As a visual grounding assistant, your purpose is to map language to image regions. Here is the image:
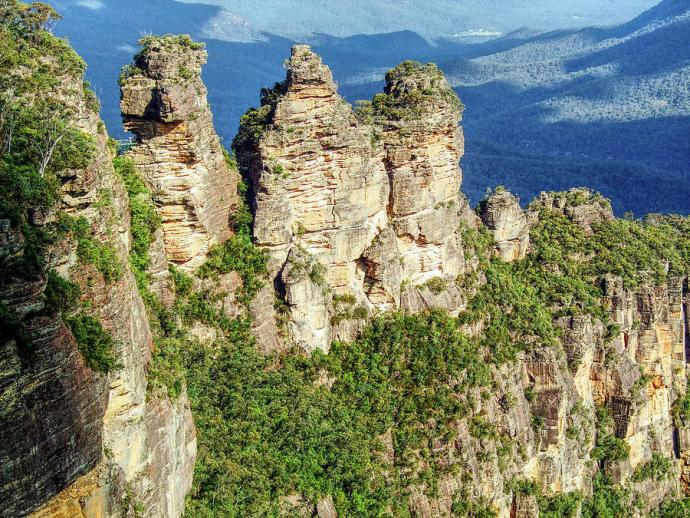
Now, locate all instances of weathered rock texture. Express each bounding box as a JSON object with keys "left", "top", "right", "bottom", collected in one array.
[
  {"left": 479, "top": 189, "right": 529, "bottom": 261},
  {"left": 236, "top": 46, "right": 474, "bottom": 351},
  {"left": 1, "top": 53, "right": 195, "bottom": 518},
  {"left": 121, "top": 36, "right": 238, "bottom": 271},
  {"left": 398, "top": 238, "right": 689, "bottom": 518}
]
